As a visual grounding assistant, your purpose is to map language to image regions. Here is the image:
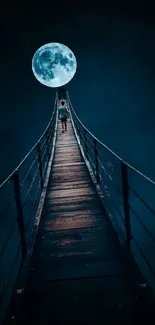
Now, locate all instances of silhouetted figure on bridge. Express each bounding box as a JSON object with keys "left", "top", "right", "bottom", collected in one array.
[{"left": 58, "top": 100, "right": 69, "bottom": 133}]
